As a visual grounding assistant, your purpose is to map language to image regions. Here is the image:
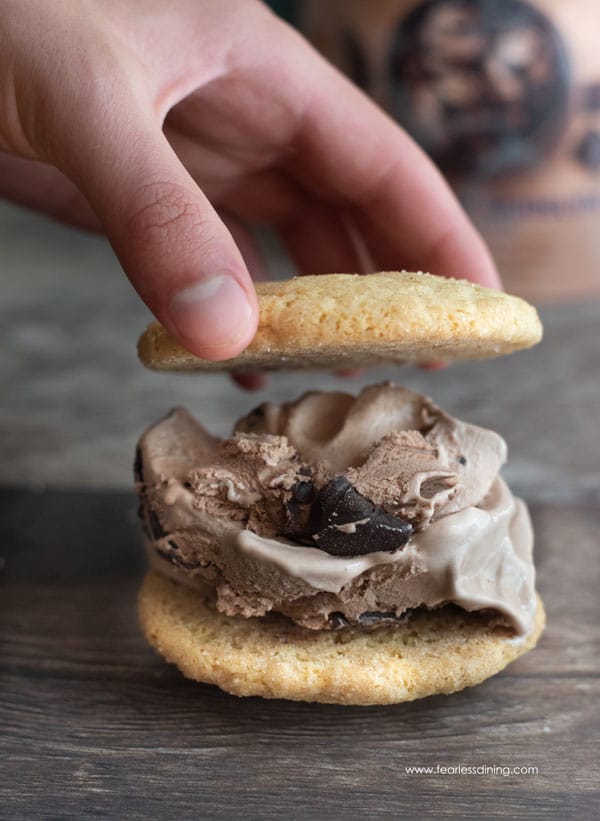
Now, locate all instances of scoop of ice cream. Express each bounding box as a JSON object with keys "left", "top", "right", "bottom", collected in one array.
[
  {"left": 136, "top": 383, "right": 536, "bottom": 635},
  {"left": 236, "top": 383, "right": 507, "bottom": 529},
  {"left": 184, "top": 433, "right": 306, "bottom": 537}
]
